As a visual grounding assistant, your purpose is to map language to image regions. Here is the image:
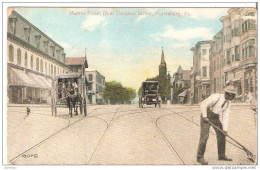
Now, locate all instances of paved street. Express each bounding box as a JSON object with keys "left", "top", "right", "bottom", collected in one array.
[{"left": 7, "top": 104, "right": 257, "bottom": 165}]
